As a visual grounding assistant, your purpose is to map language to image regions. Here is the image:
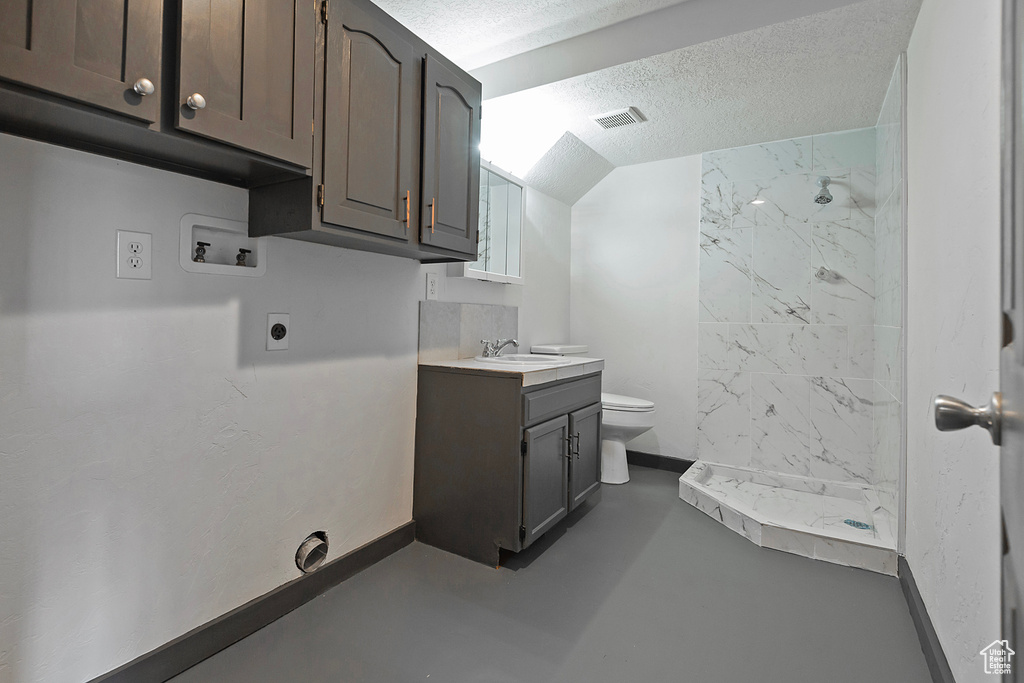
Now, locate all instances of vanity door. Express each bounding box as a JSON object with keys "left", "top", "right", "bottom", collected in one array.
[
  {"left": 569, "top": 402, "right": 602, "bottom": 511},
  {"left": 522, "top": 415, "right": 569, "bottom": 547}
]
